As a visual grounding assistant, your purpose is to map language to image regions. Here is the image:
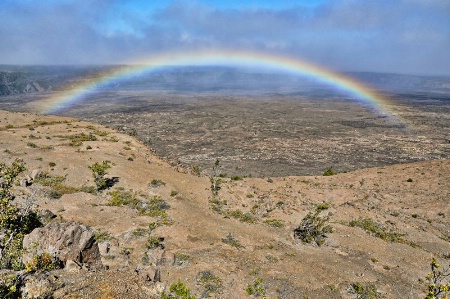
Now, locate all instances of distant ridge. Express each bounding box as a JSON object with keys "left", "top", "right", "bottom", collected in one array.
[{"left": 1, "top": 65, "right": 449, "bottom": 96}]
